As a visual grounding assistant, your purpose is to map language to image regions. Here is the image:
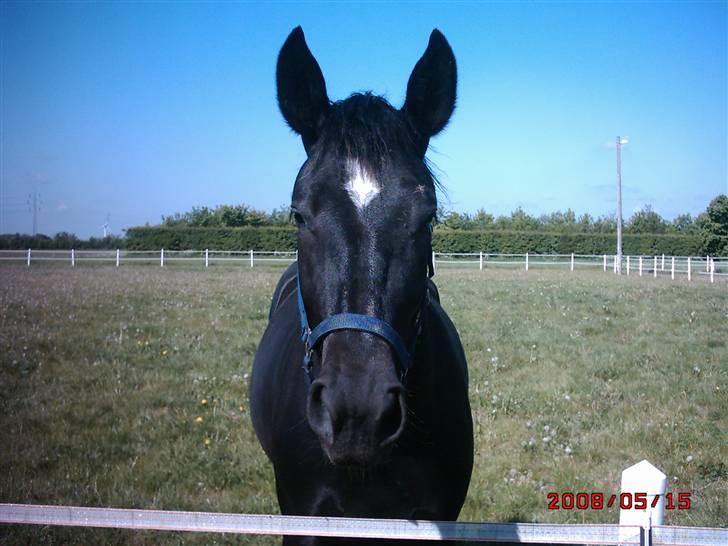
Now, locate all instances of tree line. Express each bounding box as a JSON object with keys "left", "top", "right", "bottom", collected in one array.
[
  {"left": 1, "top": 195, "right": 726, "bottom": 255},
  {"left": 158, "top": 198, "right": 722, "bottom": 237}
]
